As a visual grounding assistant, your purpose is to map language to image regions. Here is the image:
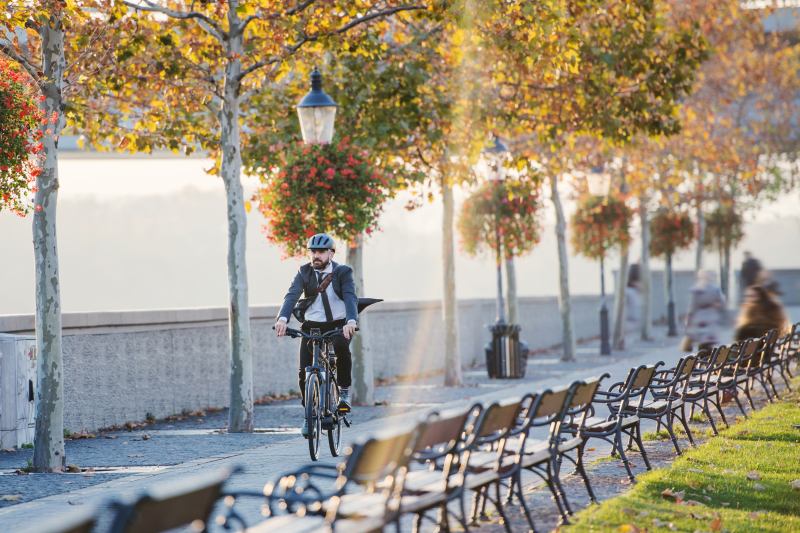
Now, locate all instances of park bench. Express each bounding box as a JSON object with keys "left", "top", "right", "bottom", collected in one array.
[
  {"left": 577, "top": 363, "right": 662, "bottom": 482},
  {"left": 506, "top": 385, "right": 575, "bottom": 528},
  {"left": 684, "top": 344, "right": 733, "bottom": 435},
  {"left": 400, "top": 403, "right": 483, "bottom": 532},
  {"left": 644, "top": 355, "right": 699, "bottom": 455},
  {"left": 108, "top": 466, "right": 237, "bottom": 533},
  {"left": 556, "top": 375, "right": 608, "bottom": 510},
  {"left": 464, "top": 397, "right": 529, "bottom": 533},
  {"left": 767, "top": 324, "right": 797, "bottom": 393},
  {"left": 243, "top": 424, "right": 419, "bottom": 532}
]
